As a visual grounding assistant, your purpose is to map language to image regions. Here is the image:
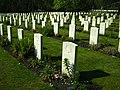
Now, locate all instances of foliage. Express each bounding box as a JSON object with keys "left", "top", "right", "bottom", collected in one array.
[
  {"left": 41, "top": 26, "right": 54, "bottom": 36},
  {"left": 89, "top": 44, "right": 104, "bottom": 51},
  {"left": 40, "top": 64, "right": 60, "bottom": 82},
  {"left": 0, "top": 0, "right": 119, "bottom": 12},
  {"left": 100, "top": 47, "right": 118, "bottom": 56},
  {"left": 0, "top": 36, "right": 10, "bottom": 47},
  {"left": 28, "top": 58, "right": 45, "bottom": 69},
  {"left": 11, "top": 38, "right": 34, "bottom": 58},
  {"left": 63, "top": 58, "right": 87, "bottom": 90}
]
